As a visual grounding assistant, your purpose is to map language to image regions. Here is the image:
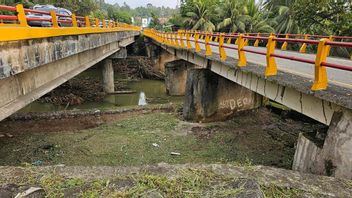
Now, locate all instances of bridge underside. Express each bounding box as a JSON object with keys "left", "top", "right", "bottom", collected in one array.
[
  {"left": 0, "top": 31, "right": 138, "bottom": 121},
  {"left": 149, "top": 40, "right": 352, "bottom": 179},
  {"left": 155, "top": 43, "right": 352, "bottom": 126}
]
